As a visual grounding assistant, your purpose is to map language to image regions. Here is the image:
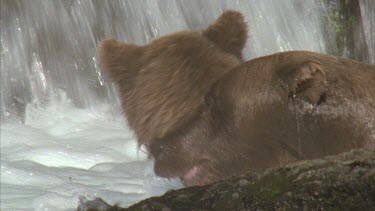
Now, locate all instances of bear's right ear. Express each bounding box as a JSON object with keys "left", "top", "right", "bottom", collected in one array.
[
  {"left": 203, "top": 10, "right": 248, "bottom": 59},
  {"left": 285, "top": 62, "right": 327, "bottom": 106},
  {"left": 97, "top": 39, "right": 142, "bottom": 82}
]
